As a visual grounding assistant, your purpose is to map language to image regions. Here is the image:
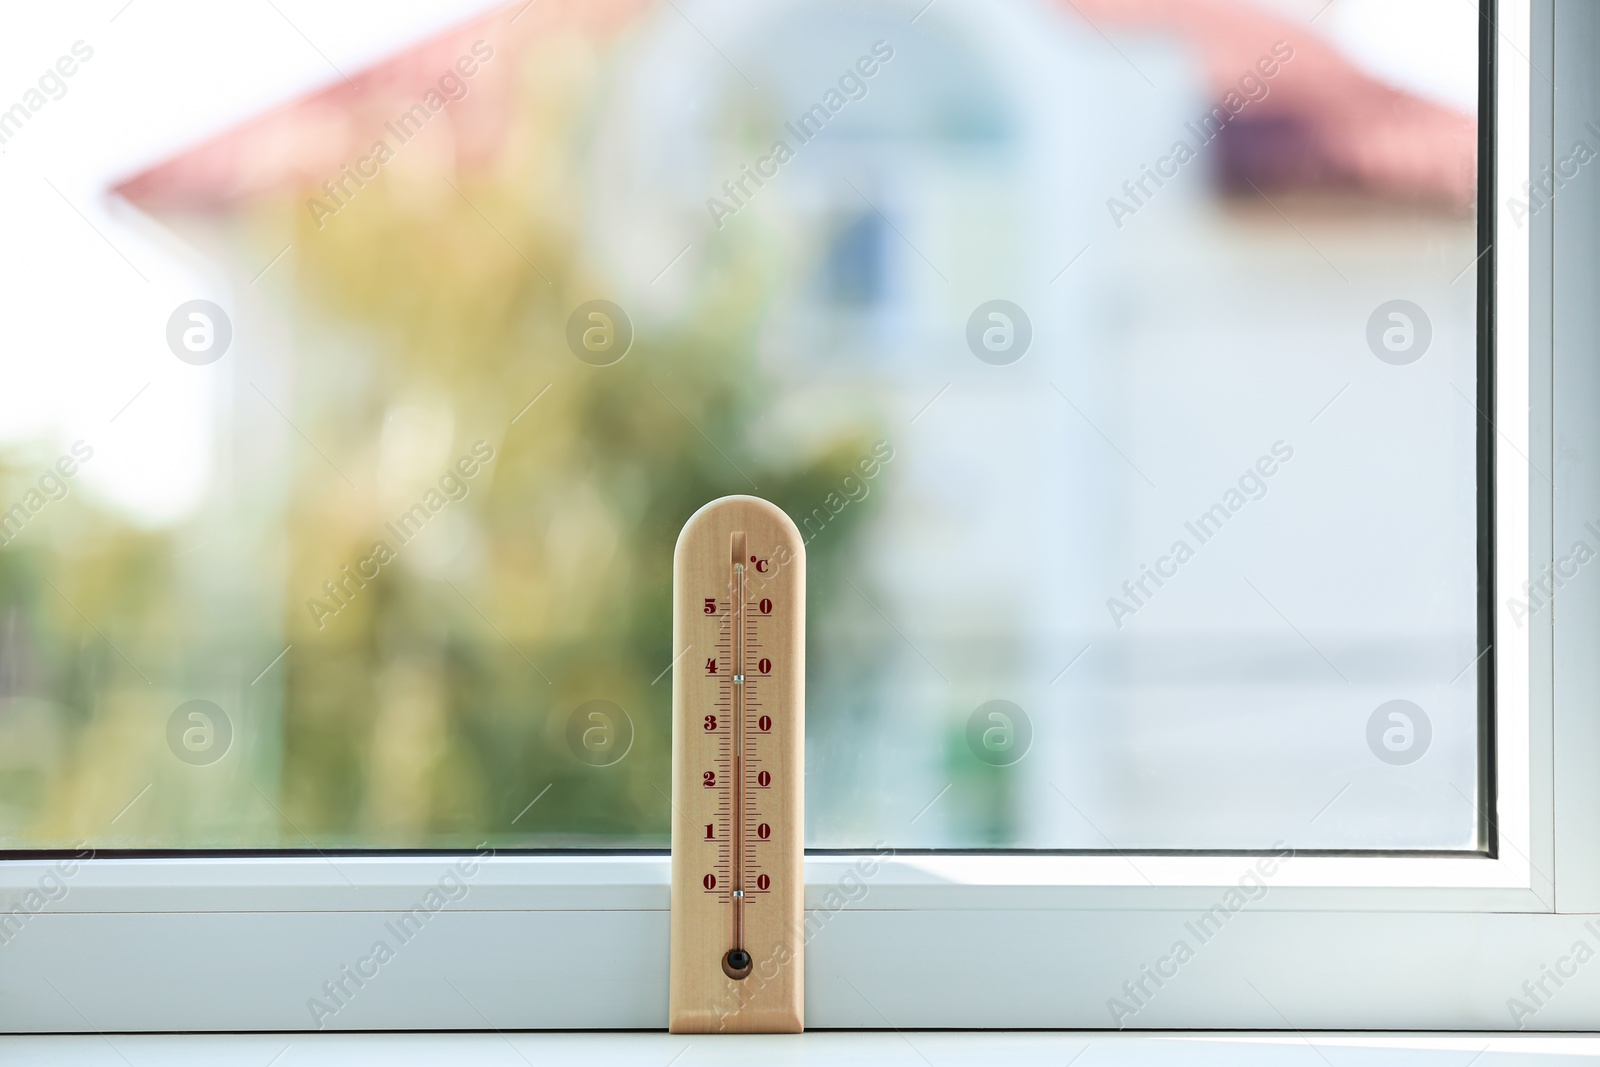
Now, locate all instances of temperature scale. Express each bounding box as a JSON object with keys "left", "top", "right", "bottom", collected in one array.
[{"left": 669, "top": 495, "right": 805, "bottom": 1033}]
